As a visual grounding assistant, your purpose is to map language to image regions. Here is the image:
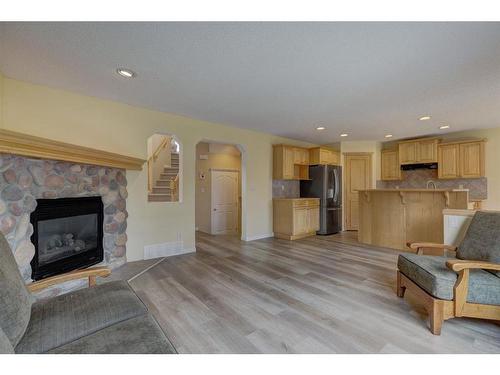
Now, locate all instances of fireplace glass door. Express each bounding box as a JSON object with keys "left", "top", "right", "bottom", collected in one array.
[
  {"left": 37, "top": 213, "right": 98, "bottom": 266},
  {"left": 30, "top": 196, "right": 104, "bottom": 280}
]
